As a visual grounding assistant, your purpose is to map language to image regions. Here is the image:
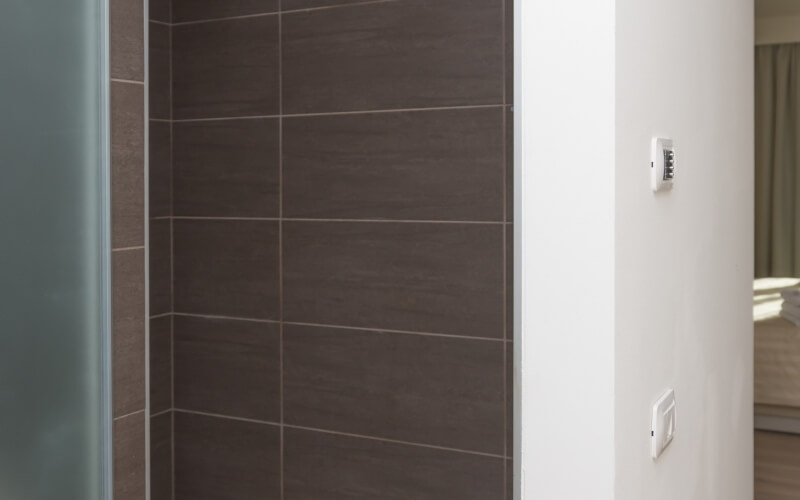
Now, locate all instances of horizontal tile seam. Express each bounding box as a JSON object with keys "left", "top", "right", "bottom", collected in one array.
[
  {"left": 169, "top": 104, "right": 509, "bottom": 123},
  {"left": 149, "top": 19, "right": 170, "bottom": 26},
  {"left": 150, "top": 408, "right": 173, "bottom": 418},
  {"left": 170, "top": 217, "right": 506, "bottom": 225},
  {"left": 170, "top": 0, "right": 397, "bottom": 27},
  {"left": 150, "top": 312, "right": 173, "bottom": 320},
  {"left": 112, "top": 245, "right": 145, "bottom": 252},
  {"left": 171, "top": 312, "right": 506, "bottom": 342},
  {"left": 114, "top": 408, "right": 146, "bottom": 421},
  {"left": 110, "top": 78, "right": 145, "bottom": 86},
  {"left": 172, "top": 408, "right": 508, "bottom": 459}
]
